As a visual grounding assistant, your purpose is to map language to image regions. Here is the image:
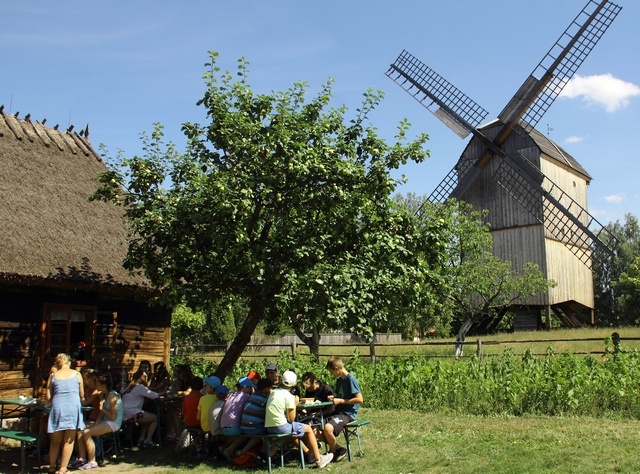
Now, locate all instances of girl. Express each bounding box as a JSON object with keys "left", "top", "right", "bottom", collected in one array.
[
  {"left": 76, "top": 372, "right": 123, "bottom": 470},
  {"left": 122, "top": 369, "right": 160, "bottom": 448}
]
